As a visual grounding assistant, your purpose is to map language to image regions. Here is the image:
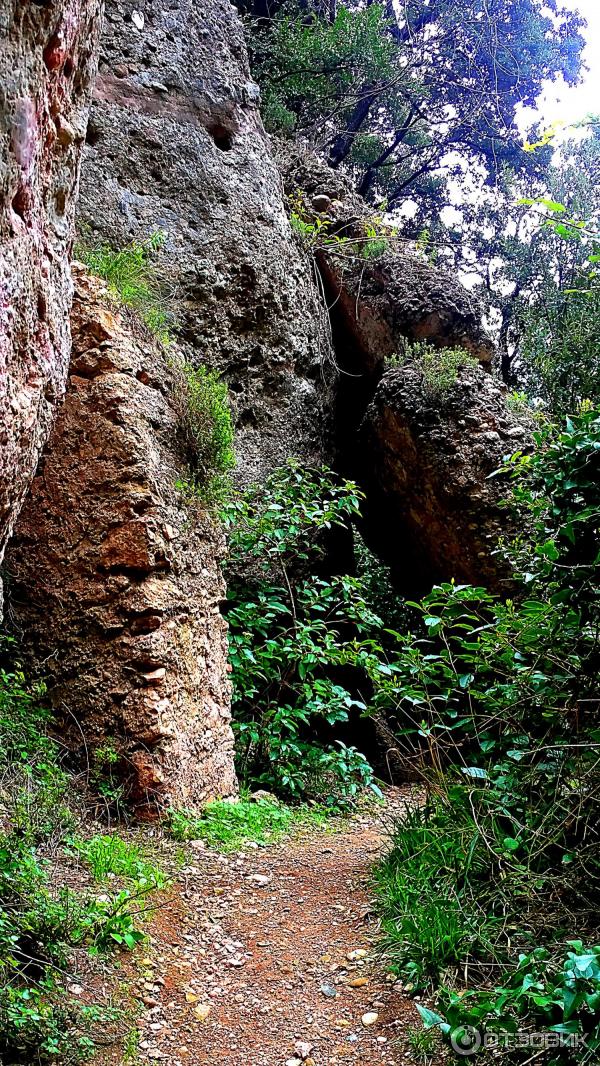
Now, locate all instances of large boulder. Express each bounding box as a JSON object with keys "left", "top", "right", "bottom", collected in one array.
[
  {"left": 0, "top": 0, "right": 102, "bottom": 612},
  {"left": 6, "top": 269, "right": 236, "bottom": 812},
  {"left": 359, "top": 362, "right": 531, "bottom": 592}
]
